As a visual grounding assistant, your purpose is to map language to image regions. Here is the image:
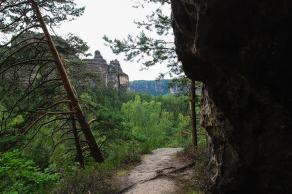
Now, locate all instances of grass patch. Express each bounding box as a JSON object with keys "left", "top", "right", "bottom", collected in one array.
[
  {"left": 53, "top": 143, "right": 144, "bottom": 194},
  {"left": 116, "top": 169, "right": 129, "bottom": 177}
]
